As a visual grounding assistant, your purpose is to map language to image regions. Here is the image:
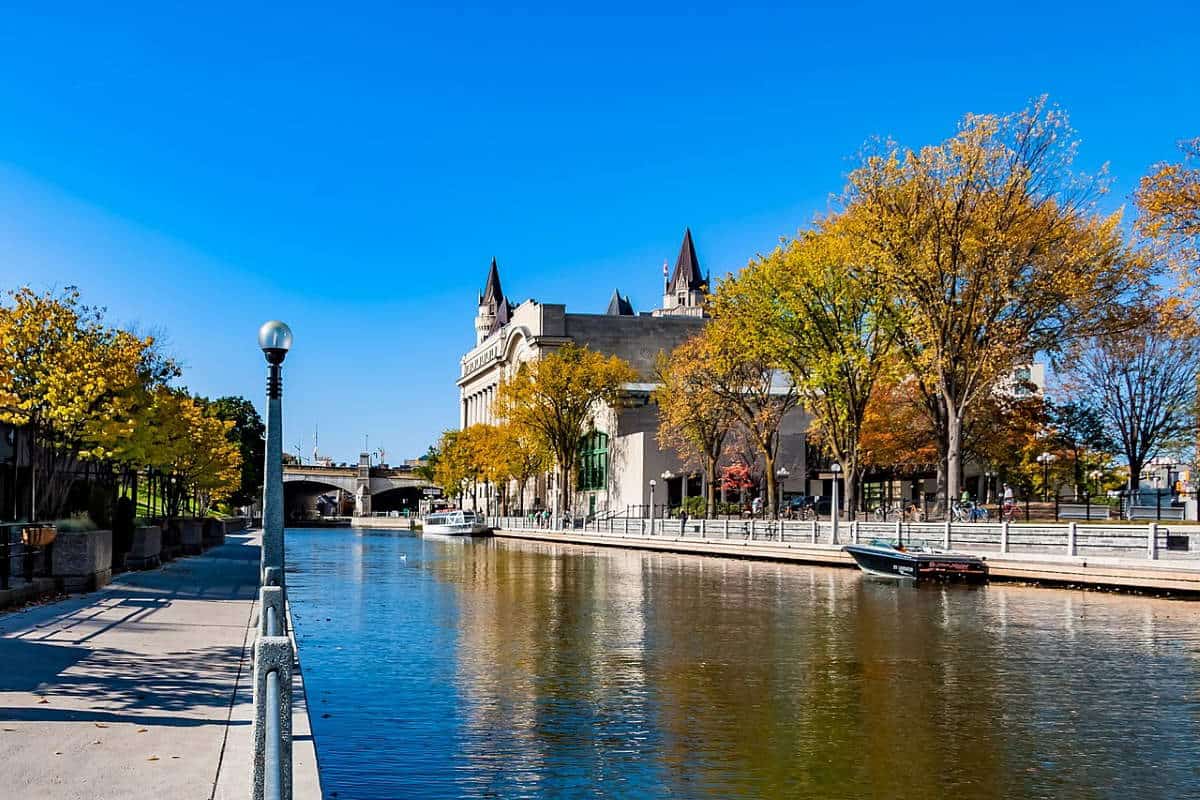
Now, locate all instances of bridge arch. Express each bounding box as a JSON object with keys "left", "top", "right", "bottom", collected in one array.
[
  {"left": 369, "top": 486, "right": 424, "bottom": 513},
  {"left": 284, "top": 478, "right": 353, "bottom": 521}
]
